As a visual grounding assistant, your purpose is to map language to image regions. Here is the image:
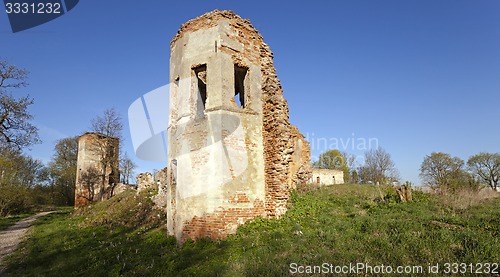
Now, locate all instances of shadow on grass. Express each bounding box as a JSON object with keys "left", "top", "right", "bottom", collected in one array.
[
  {"left": 0, "top": 213, "right": 36, "bottom": 232},
  {"left": 4, "top": 187, "right": 500, "bottom": 276},
  {"left": 4, "top": 210, "right": 232, "bottom": 276}
]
